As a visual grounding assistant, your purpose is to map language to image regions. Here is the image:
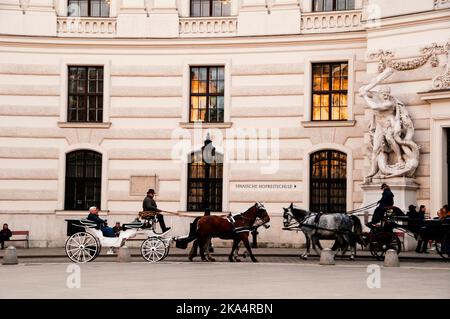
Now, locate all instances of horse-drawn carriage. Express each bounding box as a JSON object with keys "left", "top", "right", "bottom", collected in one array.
[
  {"left": 359, "top": 206, "right": 450, "bottom": 260},
  {"left": 64, "top": 211, "right": 171, "bottom": 263},
  {"left": 282, "top": 203, "right": 450, "bottom": 261},
  {"left": 65, "top": 203, "right": 271, "bottom": 263},
  {"left": 360, "top": 207, "right": 405, "bottom": 260}
]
